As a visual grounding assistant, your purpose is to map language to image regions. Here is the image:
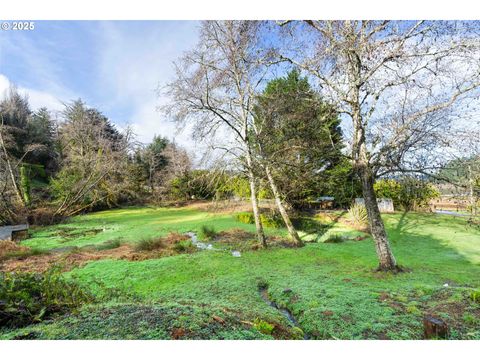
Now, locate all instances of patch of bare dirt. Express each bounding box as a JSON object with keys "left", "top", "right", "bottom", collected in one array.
[
  {"left": 424, "top": 289, "right": 480, "bottom": 331},
  {"left": 162, "top": 232, "right": 190, "bottom": 245},
  {"left": 216, "top": 228, "right": 256, "bottom": 243},
  {"left": 376, "top": 288, "right": 480, "bottom": 338}
]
